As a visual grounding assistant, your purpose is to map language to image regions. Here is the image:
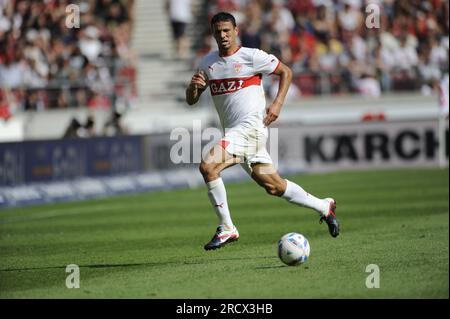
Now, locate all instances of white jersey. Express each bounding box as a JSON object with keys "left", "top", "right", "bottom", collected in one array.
[
  {"left": 439, "top": 73, "right": 449, "bottom": 117},
  {"left": 199, "top": 47, "right": 280, "bottom": 130}
]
